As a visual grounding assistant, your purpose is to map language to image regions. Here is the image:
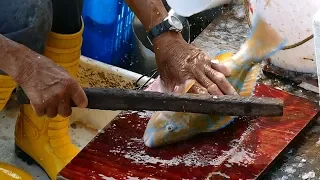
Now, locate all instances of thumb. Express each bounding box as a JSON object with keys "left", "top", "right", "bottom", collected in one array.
[
  {"left": 70, "top": 84, "right": 88, "bottom": 108},
  {"left": 159, "top": 77, "right": 175, "bottom": 93},
  {"left": 30, "top": 103, "right": 45, "bottom": 117}
]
